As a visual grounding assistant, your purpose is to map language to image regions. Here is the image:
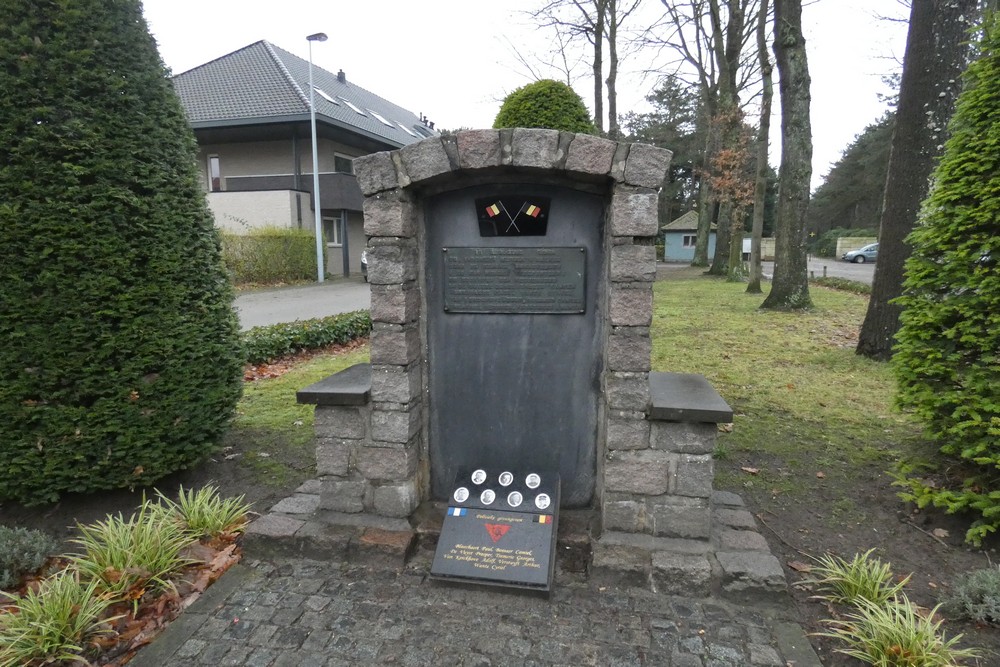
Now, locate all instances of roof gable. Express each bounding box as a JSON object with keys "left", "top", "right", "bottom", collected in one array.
[
  {"left": 662, "top": 210, "right": 701, "bottom": 231},
  {"left": 171, "top": 40, "right": 433, "bottom": 148}
]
